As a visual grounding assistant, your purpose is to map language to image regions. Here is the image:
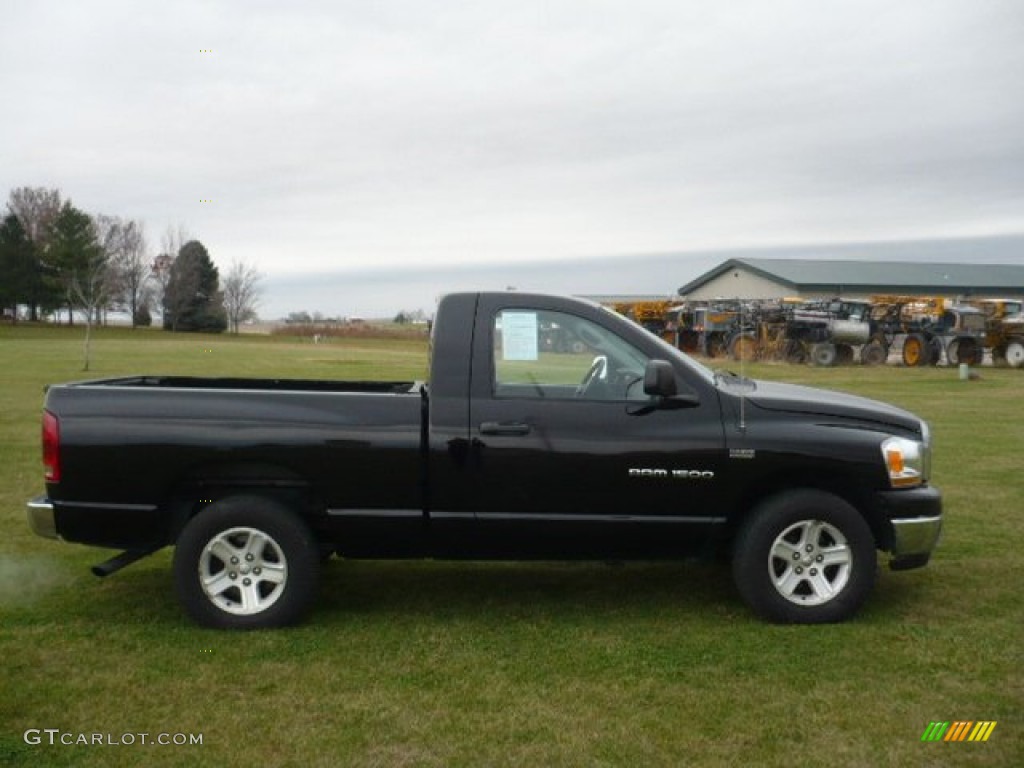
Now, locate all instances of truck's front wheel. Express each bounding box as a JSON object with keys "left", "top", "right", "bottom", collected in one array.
[
  {"left": 732, "top": 490, "right": 876, "bottom": 623},
  {"left": 173, "top": 495, "right": 320, "bottom": 629}
]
